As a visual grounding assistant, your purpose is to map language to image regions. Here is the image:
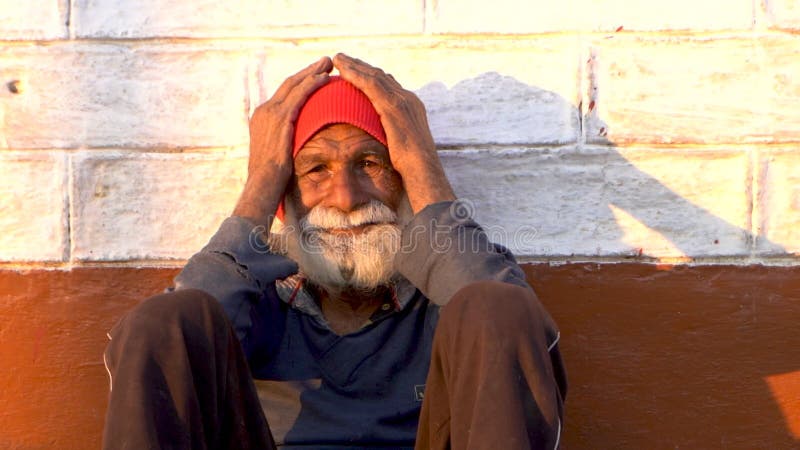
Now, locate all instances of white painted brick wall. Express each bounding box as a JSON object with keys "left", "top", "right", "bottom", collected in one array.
[
  {"left": 0, "top": 152, "right": 68, "bottom": 261},
  {"left": 585, "top": 37, "right": 800, "bottom": 145},
  {"left": 767, "top": 0, "right": 800, "bottom": 30},
  {"left": 1, "top": 44, "right": 251, "bottom": 149},
  {"left": 442, "top": 147, "right": 751, "bottom": 258},
  {"left": 428, "top": 0, "right": 753, "bottom": 33},
  {"left": 72, "top": 0, "right": 424, "bottom": 38},
  {"left": 1, "top": 1, "right": 799, "bottom": 265},
  {"left": 755, "top": 149, "right": 800, "bottom": 255},
  {"left": 70, "top": 151, "right": 247, "bottom": 260},
  {"left": 0, "top": 0, "right": 68, "bottom": 40}
]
